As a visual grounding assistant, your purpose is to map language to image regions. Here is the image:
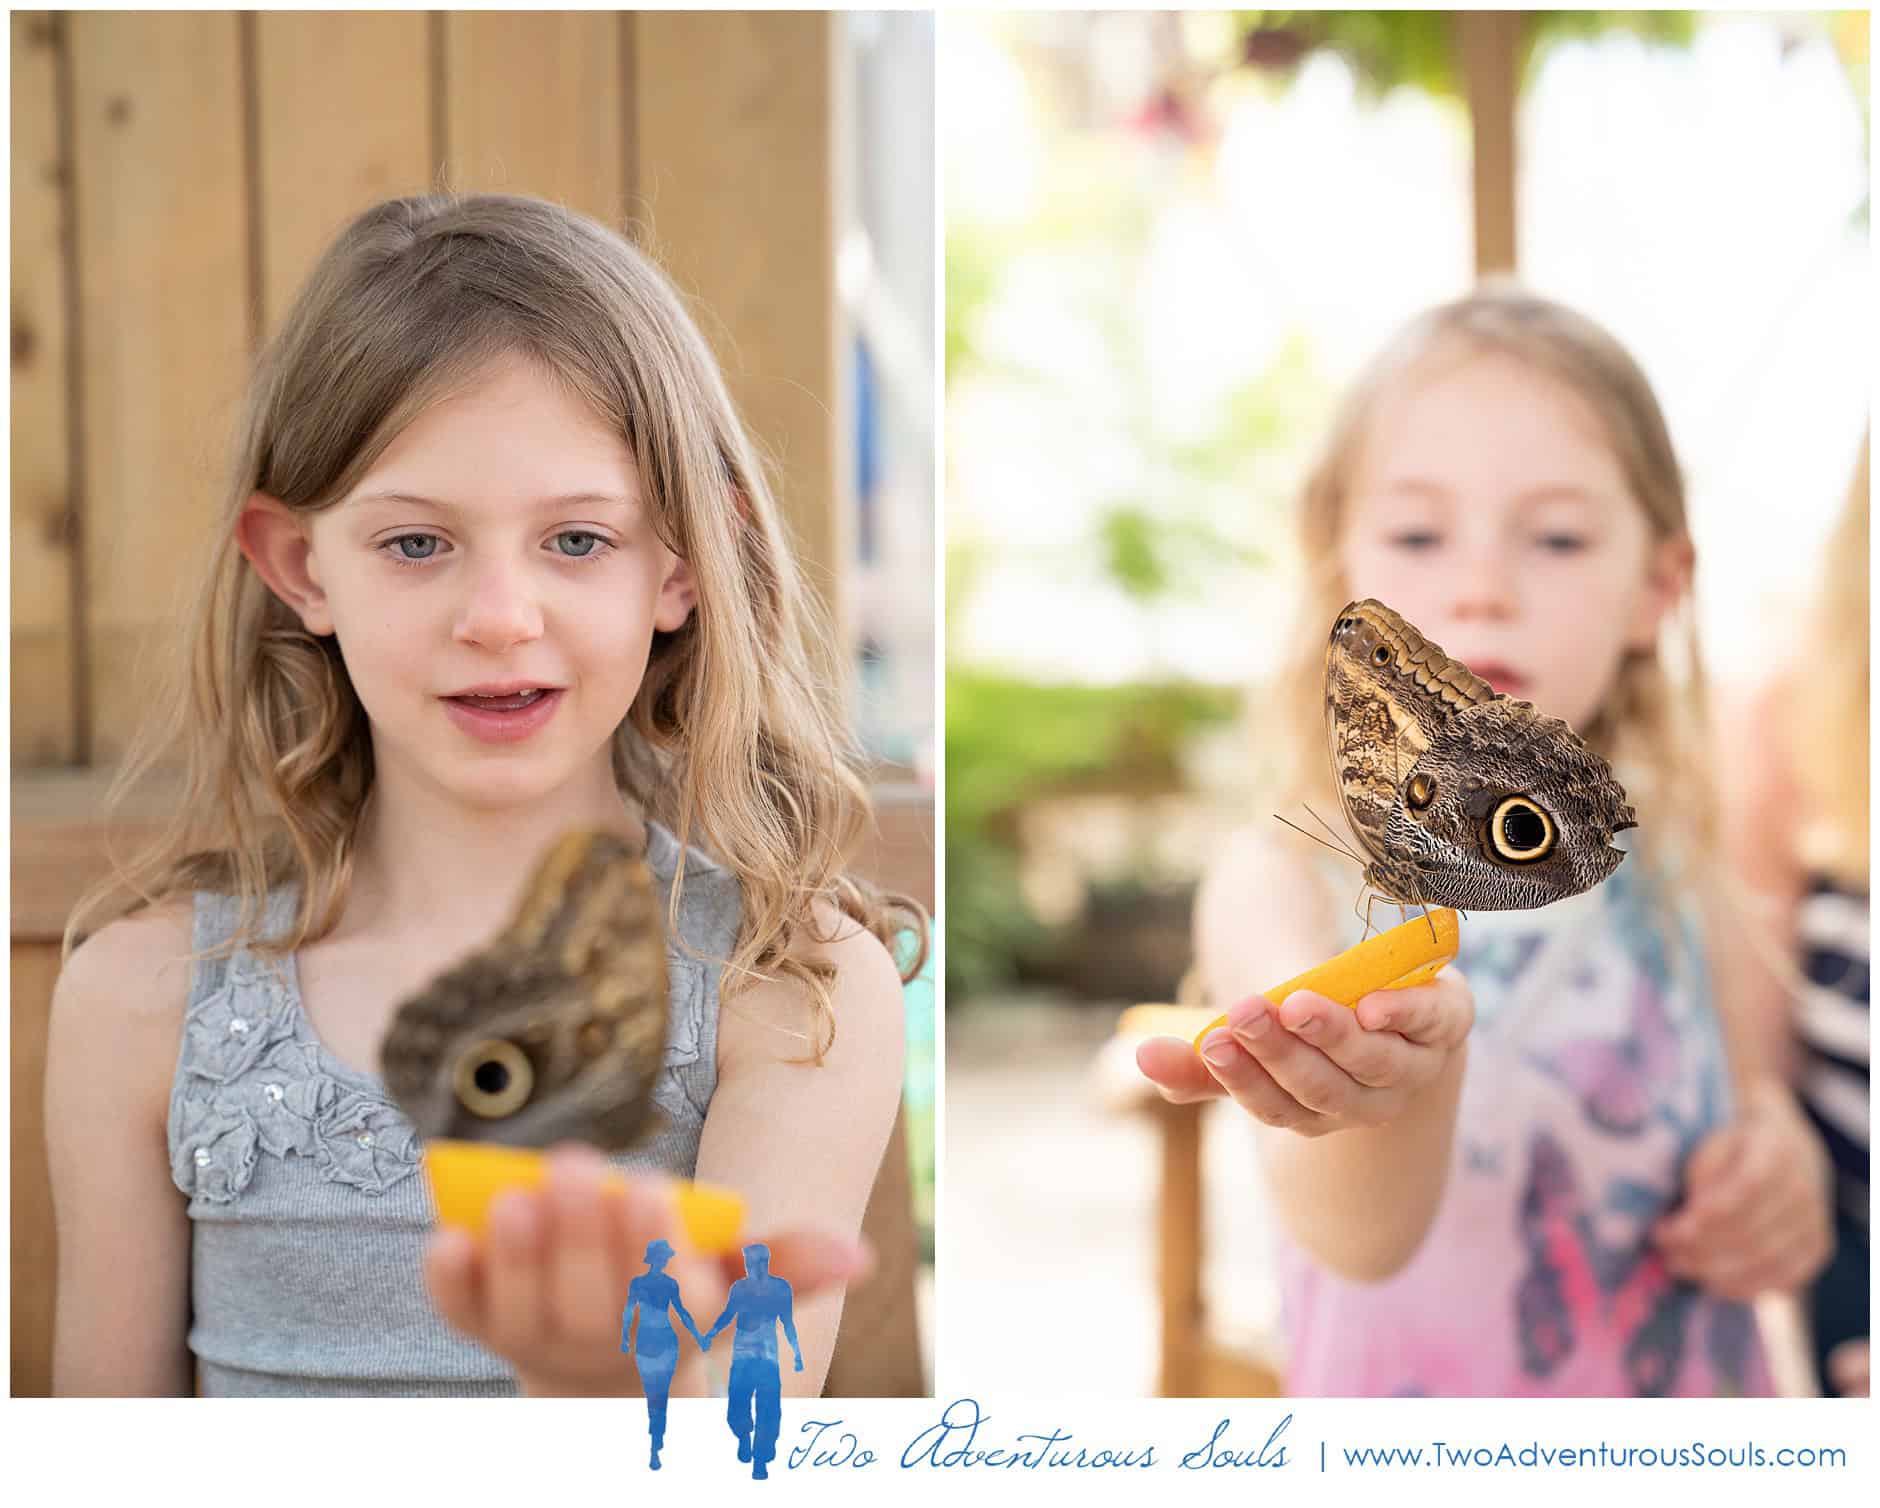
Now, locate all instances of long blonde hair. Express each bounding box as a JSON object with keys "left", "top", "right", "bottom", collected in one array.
[
  {"left": 1787, "top": 432, "right": 1870, "bottom": 890},
  {"left": 67, "top": 192, "right": 924, "bottom": 1057},
  {"left": 1262, "top": 286, "right": 1715, "bottom": 901}
]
